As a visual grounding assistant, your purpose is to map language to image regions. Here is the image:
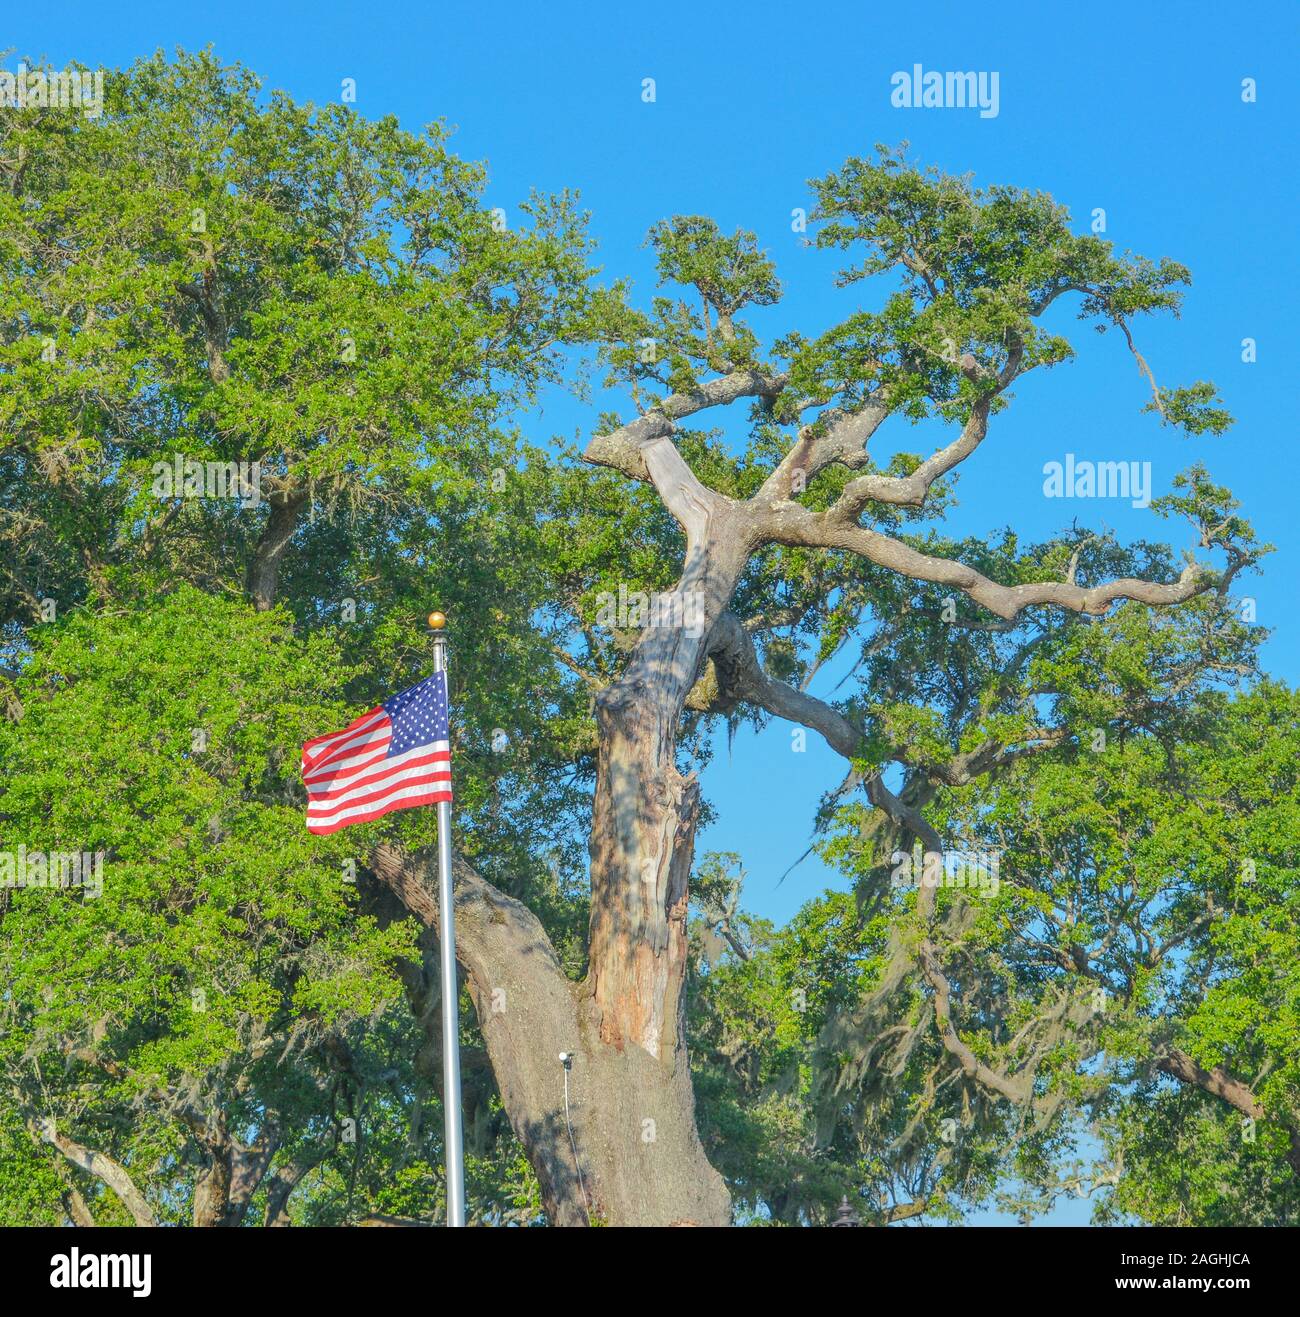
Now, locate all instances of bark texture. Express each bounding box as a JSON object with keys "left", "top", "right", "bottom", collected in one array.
[
  {"left": 33, "top": 1121, "right": 156, "bottom": 1226},
  {"left": 370, "top": 845, "right": 729, "bottom": 1226}
]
